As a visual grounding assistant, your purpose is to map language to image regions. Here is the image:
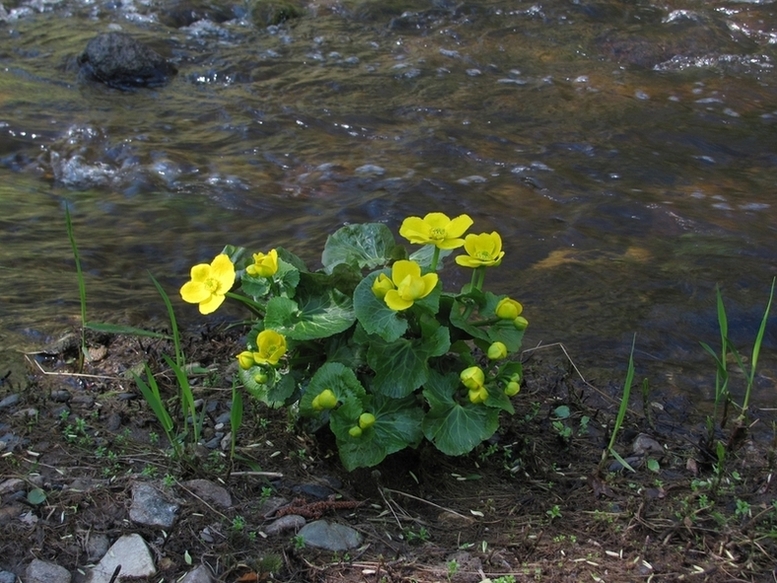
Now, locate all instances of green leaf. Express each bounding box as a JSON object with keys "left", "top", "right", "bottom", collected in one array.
[
  {"left": 422, "top": 371, "right": 500, "bottom": 456},
  {"left": 27, "top": 488, "right": 46, "bottom": 506},
  {"left": 331, "top": 394, "right": 424, "bottom": 471},
  {"left": 321, "top": 223, "right": 396, "bottom": 273},
  {"left": 367, "top": 326, "right": 450, "bottom": 398},
  {"left": 264, "top": 289, "right": 355, "bottom": 341},
  {"left": 353, "top": 271, "right": 408, "bottom": 342},
  {"left": 299, "top": 362, "right": 366, "bottom": 417},
  {"left": 240, "top": 368, "right": 296, "bottom": 408},
  {"left": 240, "top": 274, "right": 272, "bottom": 299}
]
